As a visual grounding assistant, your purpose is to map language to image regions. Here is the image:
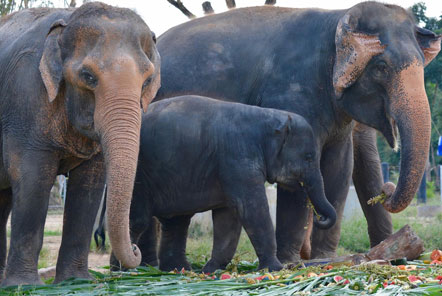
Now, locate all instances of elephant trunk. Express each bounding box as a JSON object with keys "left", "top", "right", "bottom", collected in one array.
[
  {"left": 304, "top": 170, "right": 337, "bottom": 229},
  {"left": 382, "top": 60, "right": 431, "bottom": 213},
  {"left": 95, "top": 88, "right": 142, "bottom": 269}
]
